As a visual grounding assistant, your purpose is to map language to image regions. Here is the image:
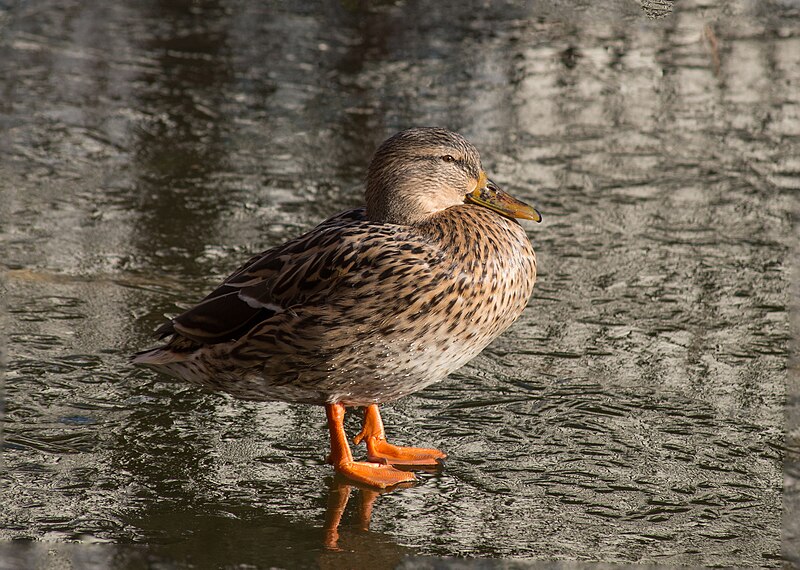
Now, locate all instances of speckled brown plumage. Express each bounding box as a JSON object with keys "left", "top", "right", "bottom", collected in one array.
[{"left": 133, "top": 127, "right": 541, "bottom": 487}]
